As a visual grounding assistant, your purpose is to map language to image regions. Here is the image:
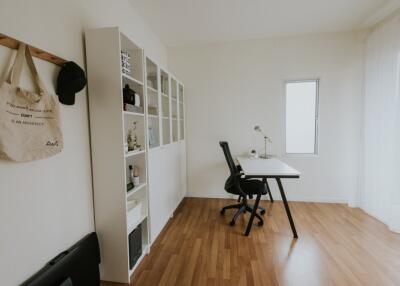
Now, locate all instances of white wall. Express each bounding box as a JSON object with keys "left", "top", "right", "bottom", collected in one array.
[
  {"left": 168, "top": 32, "right": 365, "bottom": 203},
  {"left": 357, "top": 10, "right": 400, "bottom": 232},
  {"left": 0, "top": 1, "right": 167, "bottom": 285}
]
